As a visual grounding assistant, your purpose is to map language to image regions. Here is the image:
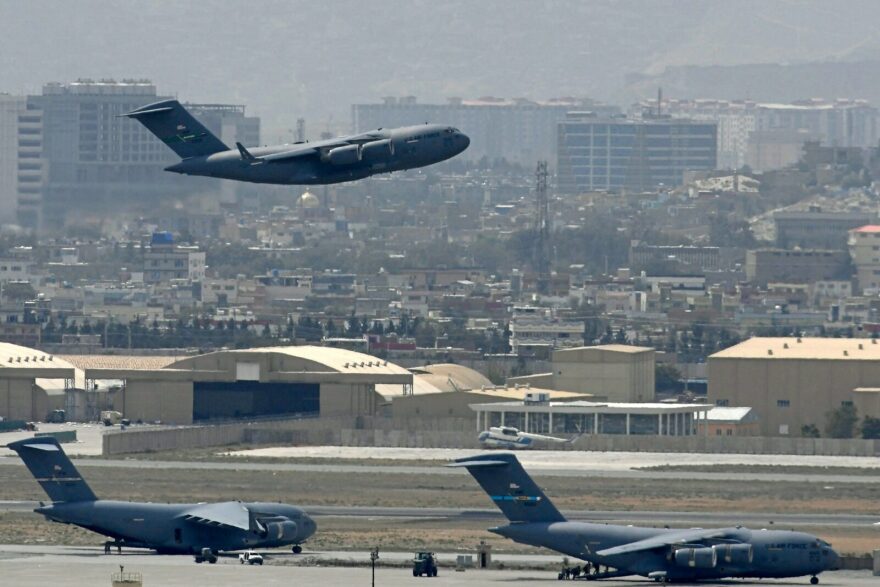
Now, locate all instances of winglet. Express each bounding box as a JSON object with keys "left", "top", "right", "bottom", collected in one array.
[{"left": 236, "top": 142, "right": 256, "bottom": 161}]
